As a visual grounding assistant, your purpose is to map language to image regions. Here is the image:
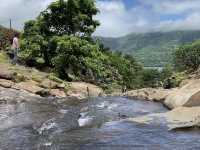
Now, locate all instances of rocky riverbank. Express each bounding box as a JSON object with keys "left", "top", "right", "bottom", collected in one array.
[
  {"left": 123, "top": 79, "right": 200, "bottom": 109},
  {"left": 125, "top": 78, "right": 200, "bottom": 130},
  {"left": 0, "top": 63, "right": 104, "bottom": 102},
  {"left": 2, "top": 61, "right": 200, "bottom": 131}
]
